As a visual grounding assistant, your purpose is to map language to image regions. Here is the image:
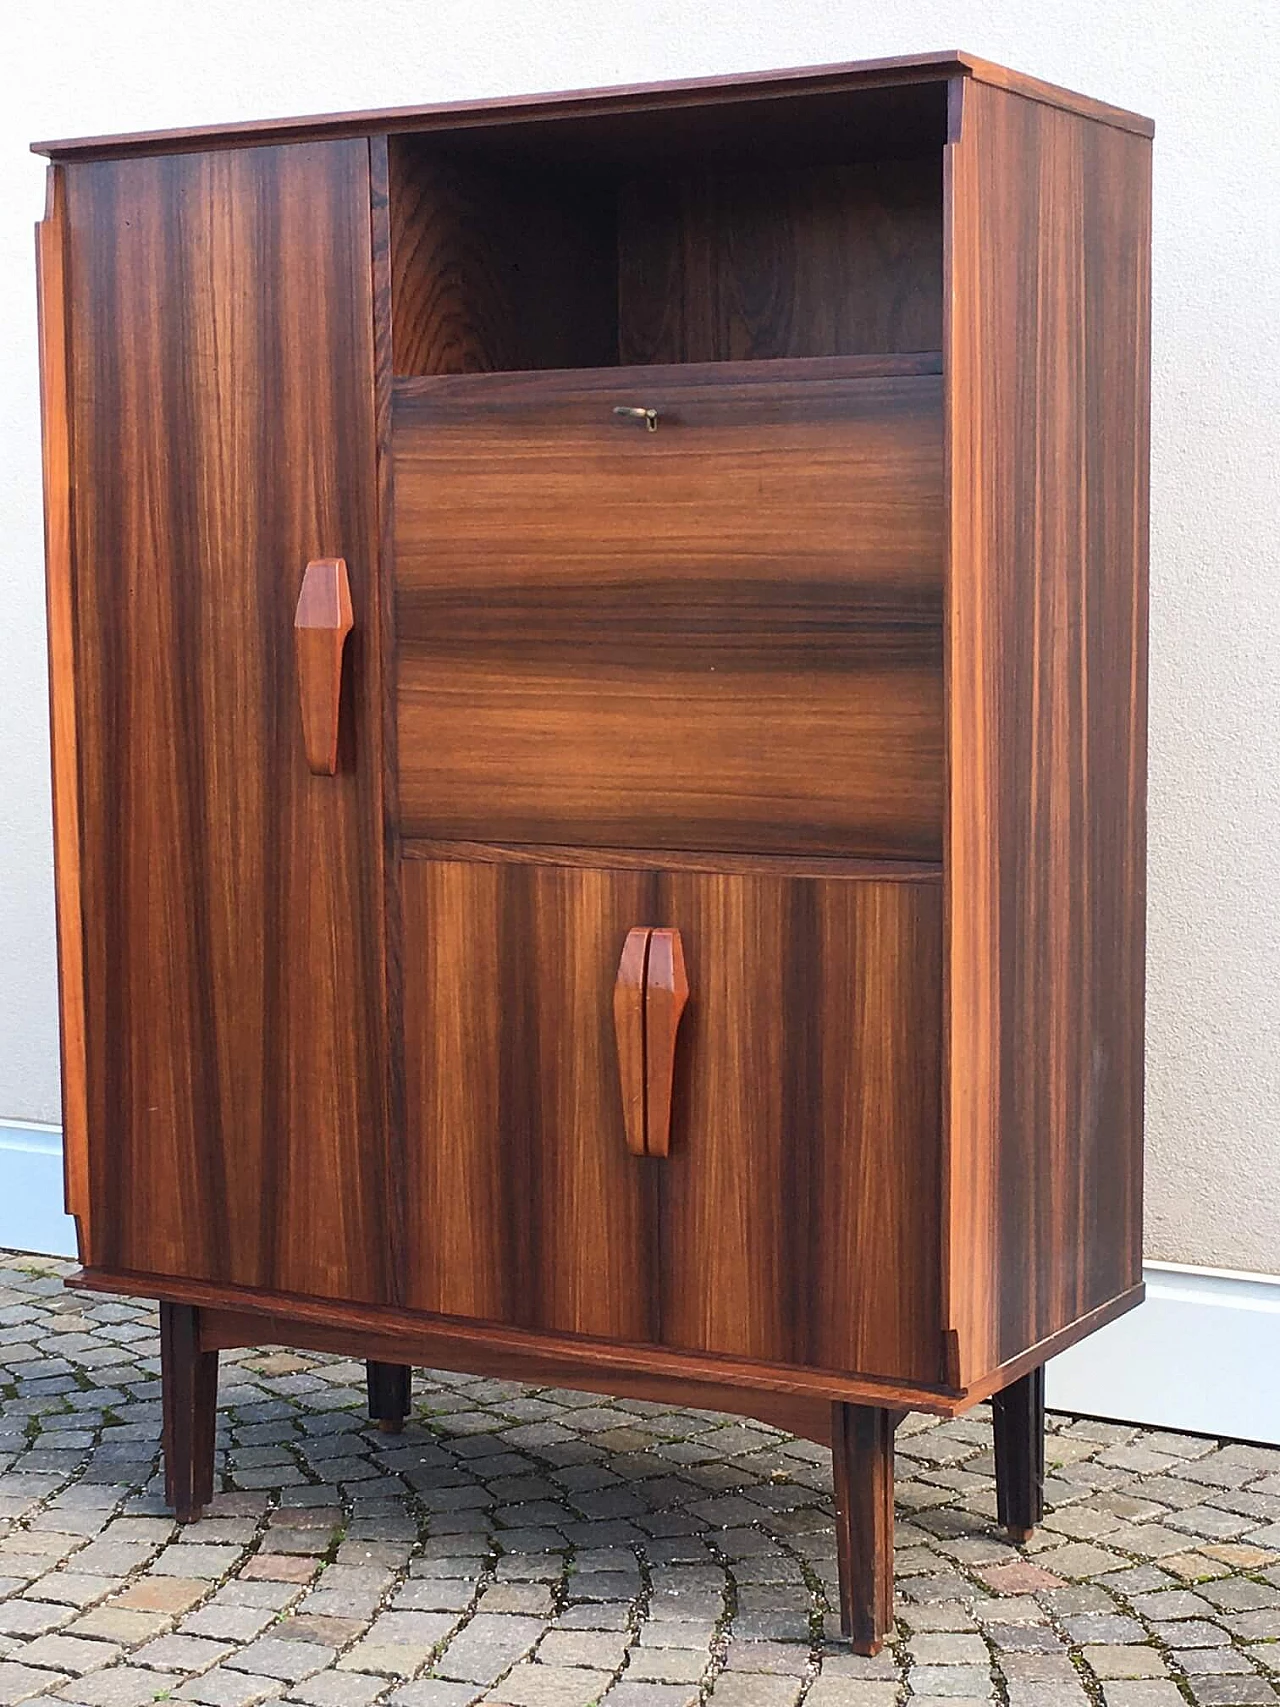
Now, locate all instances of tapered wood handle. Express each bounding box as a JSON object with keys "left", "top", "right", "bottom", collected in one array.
[
  {"left": 643, "top": 928, "right": 688, "bottom": 1158},
  {"left": 294, "top": 557, "right": 353, "bottom": 775},
  {"left": 613, "top": 926, "right": 689, "bottom": 1159},
  {"left": 613, "top": 928, "right": 650, "bottom": 1157}
]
